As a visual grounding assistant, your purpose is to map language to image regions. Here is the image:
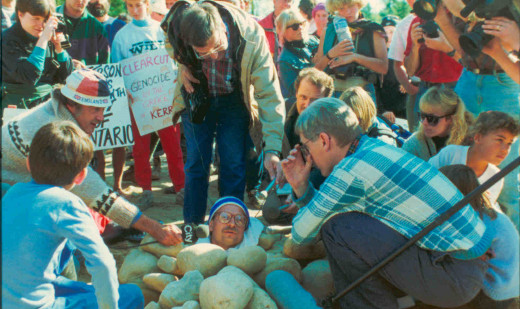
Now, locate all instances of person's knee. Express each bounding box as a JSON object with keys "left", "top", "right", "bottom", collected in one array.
[{"left": 118, "top": 283, "right": 144, "bottom": 309}]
